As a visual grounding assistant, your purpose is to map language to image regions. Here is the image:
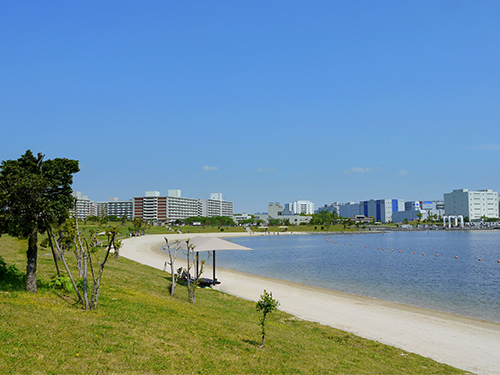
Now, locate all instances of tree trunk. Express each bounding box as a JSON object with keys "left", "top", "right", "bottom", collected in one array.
[
  {"left": 82, "top": 251, "right": 90, "bottom": 310},
  {"left": 47, "top": 230, "right": 61, "bottom": 277},
  {"left": 26, "top": 229, "right": 38, "bottom": 293}
]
